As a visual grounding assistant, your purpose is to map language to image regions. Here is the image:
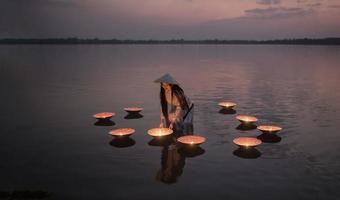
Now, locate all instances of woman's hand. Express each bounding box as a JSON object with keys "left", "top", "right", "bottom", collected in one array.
[
  {"left": 169, "top": 123, "right": 174, "bottom": 130},
  {"left": 159, "top": 123, "right": 164, "bottom": 128}
]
